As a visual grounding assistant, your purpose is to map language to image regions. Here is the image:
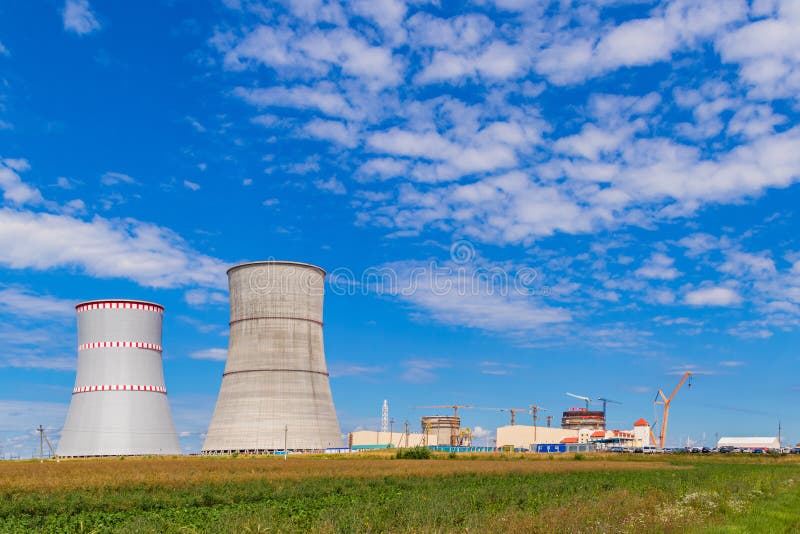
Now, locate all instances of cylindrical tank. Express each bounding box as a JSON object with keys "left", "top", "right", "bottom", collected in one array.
[
  {"left": 202, "top": 261, "right": 342, "bottom": 453},
  {"left": 421, "top": 416, "right": 460, "bottom": 446},
  {"left": 57, "top": 300, "right": 181, "bottom": 456}
]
